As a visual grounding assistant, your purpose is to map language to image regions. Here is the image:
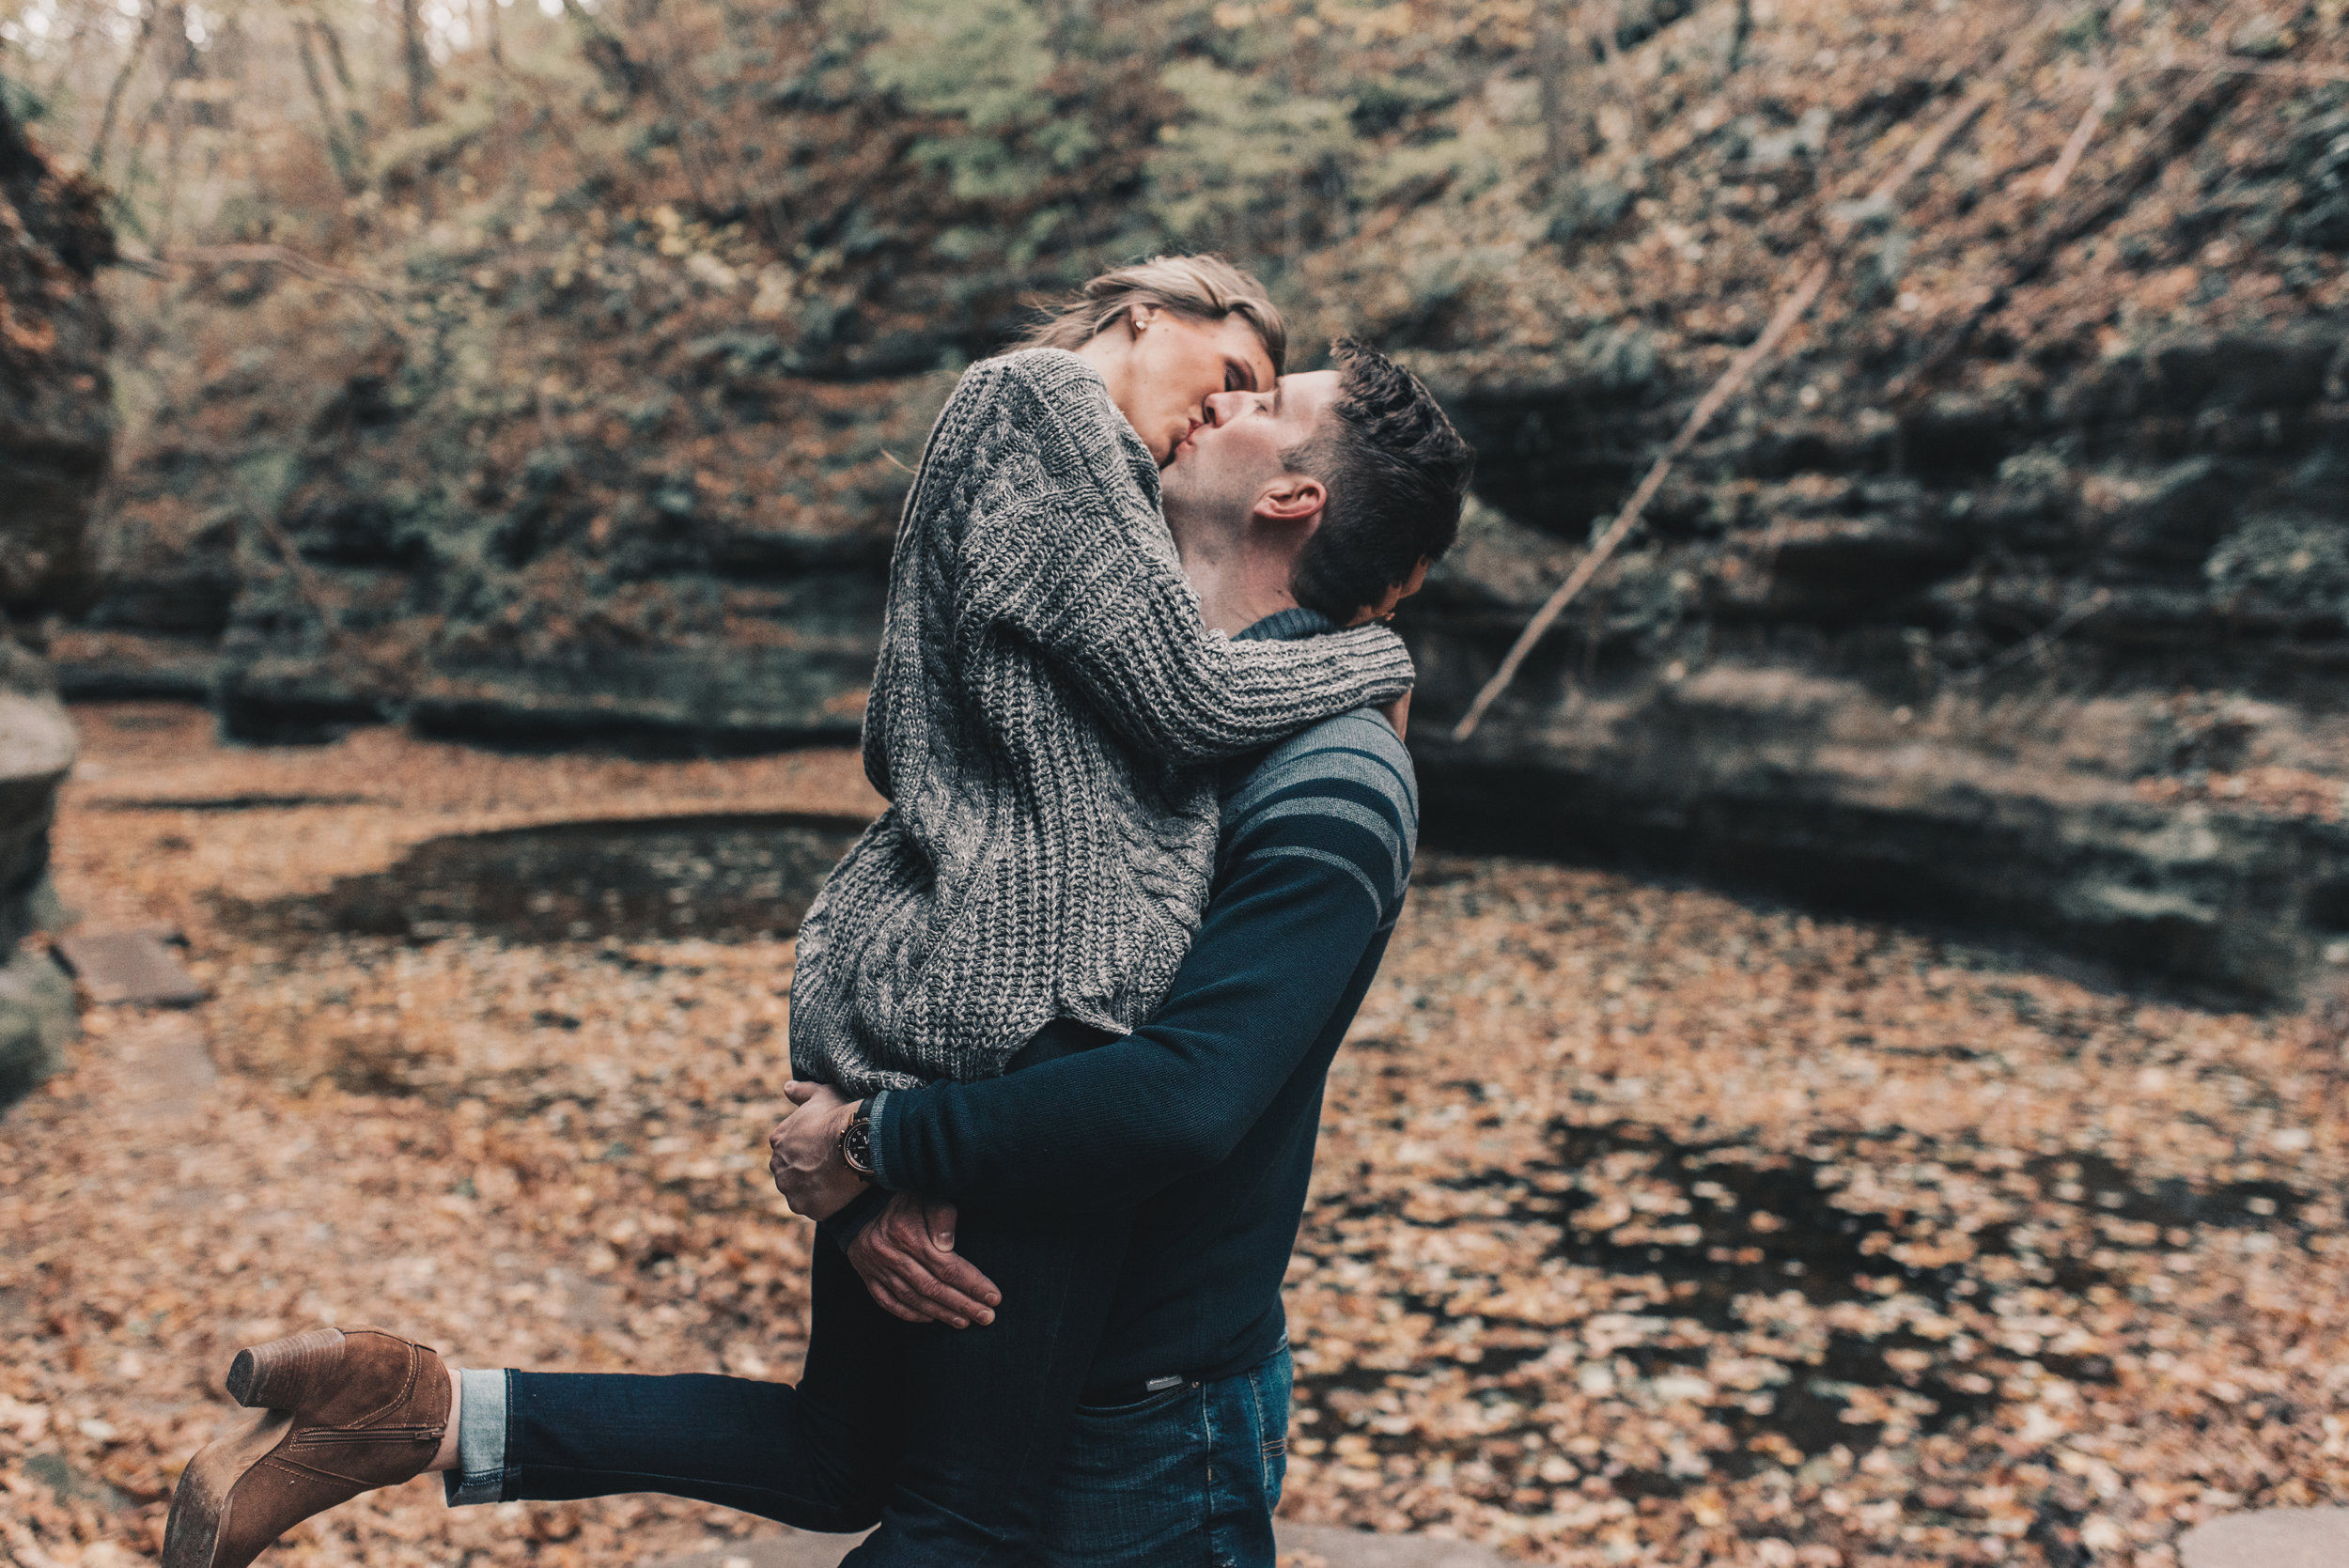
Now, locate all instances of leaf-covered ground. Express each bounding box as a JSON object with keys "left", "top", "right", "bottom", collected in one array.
[{"left": 5, "top": 705, "right": 2344, "bottom": 1568}]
